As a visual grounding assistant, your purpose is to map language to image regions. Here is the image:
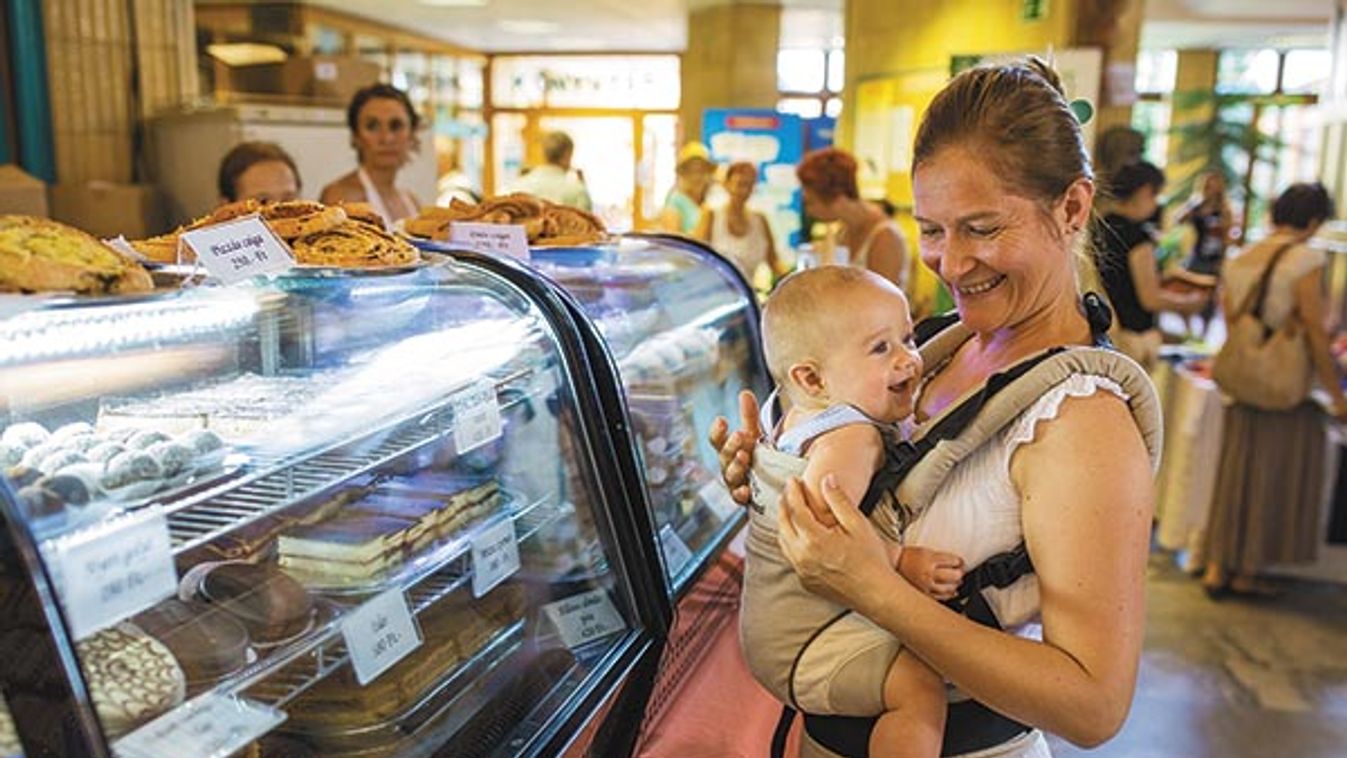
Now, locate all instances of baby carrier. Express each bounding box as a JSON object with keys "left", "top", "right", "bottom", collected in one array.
[{"left": 771, "top": 293, "right": 1163, "bottom": 757}]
